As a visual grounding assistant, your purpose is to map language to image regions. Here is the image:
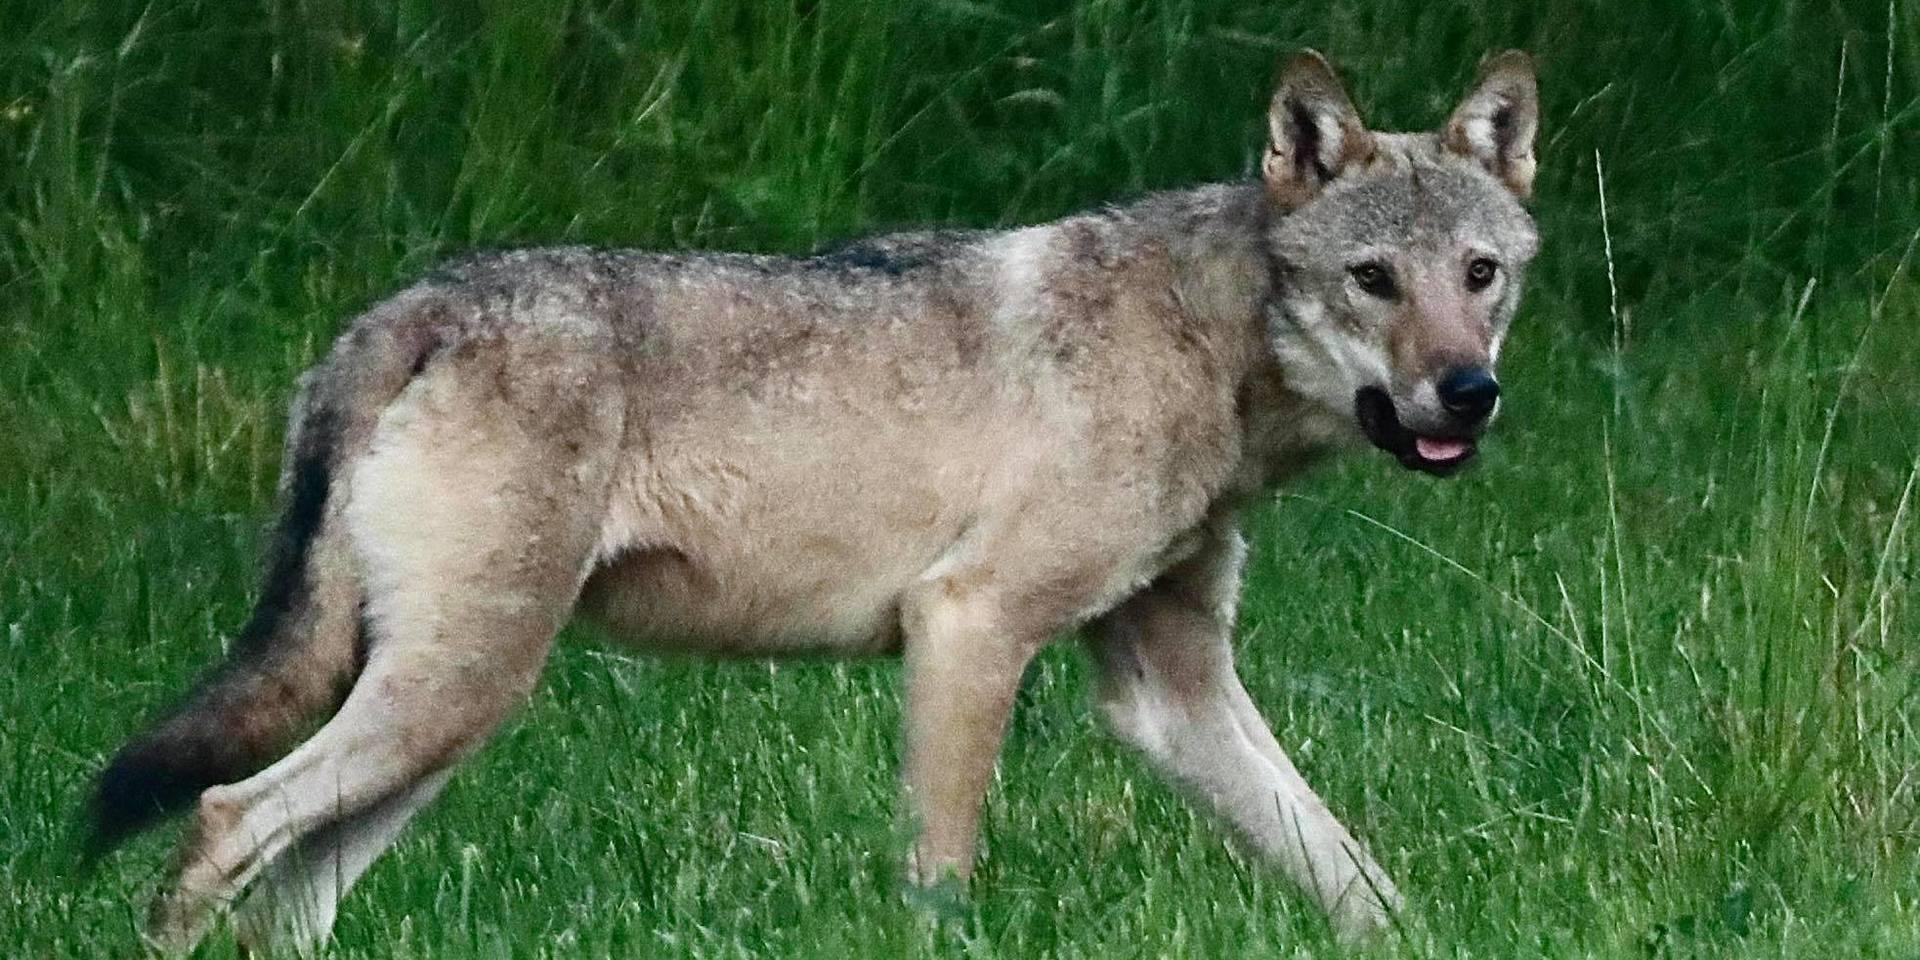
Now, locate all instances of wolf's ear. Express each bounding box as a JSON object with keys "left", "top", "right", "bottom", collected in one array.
[
  {"left": 1443, "top": 51, "right": 1539, "bottom": 199},
  {"left": 1263, "top": 50, "right": 1372, "bottom": 209}
]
